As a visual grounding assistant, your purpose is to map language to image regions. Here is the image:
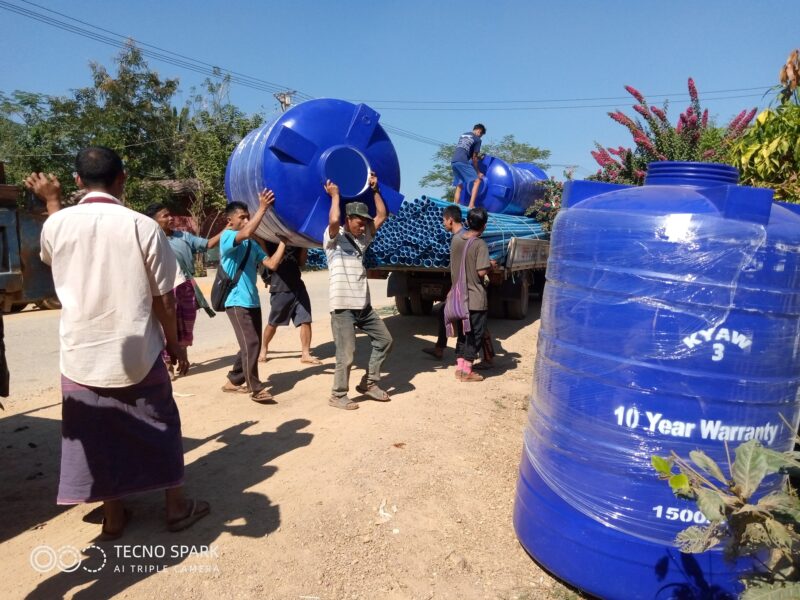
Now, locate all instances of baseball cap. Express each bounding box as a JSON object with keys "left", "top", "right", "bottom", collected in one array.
[{"left": 345, "top": 202, "right": 373, "bottom": 220}]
